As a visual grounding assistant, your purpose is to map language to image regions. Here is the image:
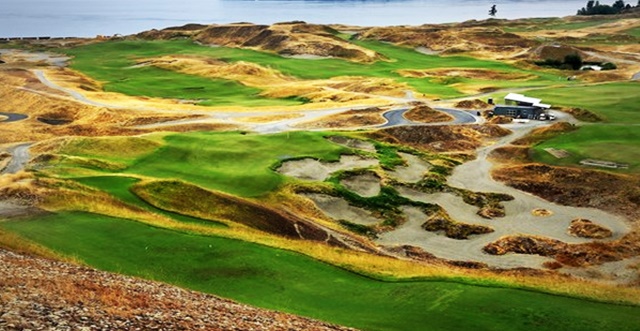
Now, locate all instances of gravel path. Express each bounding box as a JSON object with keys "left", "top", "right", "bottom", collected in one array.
[
  {"left": 2, "top": 143, "right": 32, "bottom": 174},
  {"left": 0, "top": 248, "right": 357, "bottom": 331}
]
